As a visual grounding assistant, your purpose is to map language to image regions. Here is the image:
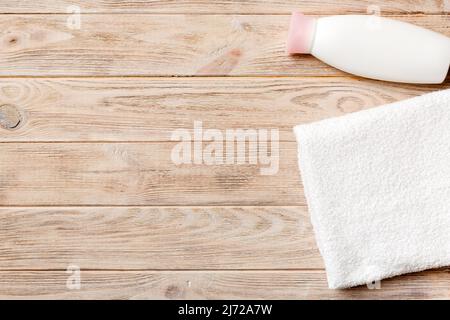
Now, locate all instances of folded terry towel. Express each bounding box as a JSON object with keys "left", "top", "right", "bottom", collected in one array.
[{"left": 294, "top": 89, "right": 450, "bottom": 289}]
